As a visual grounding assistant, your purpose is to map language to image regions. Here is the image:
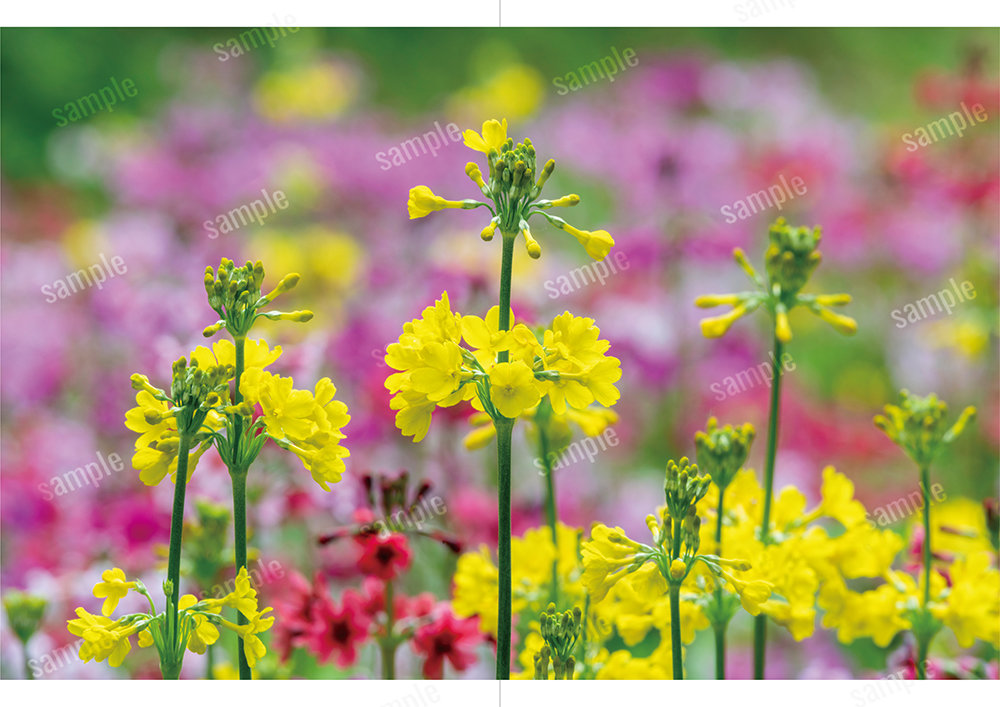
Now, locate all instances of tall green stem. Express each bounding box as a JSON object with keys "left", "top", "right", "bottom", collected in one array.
[
  {"left": 753, "top": 336, "right": 783, "bottom": 680},
  {"left": 916, "top": 463, "right": 932, "bottom": 680},
  {"left": 167, "top": 428, "right": 192, "bottom": 636},
  {"left": 714, "top": 489, "right": 726, "bottom": 680},
  {"left": 495, "top": 232, "right": 516, "bottom": 680},
  {"left": 22, "top": 642, "right": 33, "bottom": 680},
  {"left": 230, "top": 336, "right": 251, "bottom": 680},
  {"left": 669, "top": 583, "right": 683, "bottom": 679},
  {"left": 495, "top": 417, "right": 514, "bottom": 680},
  {"left": 231, "top": 470, "right": 249, "bottom": 679},
  {"left": 381, "top": 580, "right": 397, "bottom": 679},
  {"left": 537, "top": 414, "right": 559, "bottom": 604},
  {"left": 669, "top": 518, "right": 684, "bottom": 679}
]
